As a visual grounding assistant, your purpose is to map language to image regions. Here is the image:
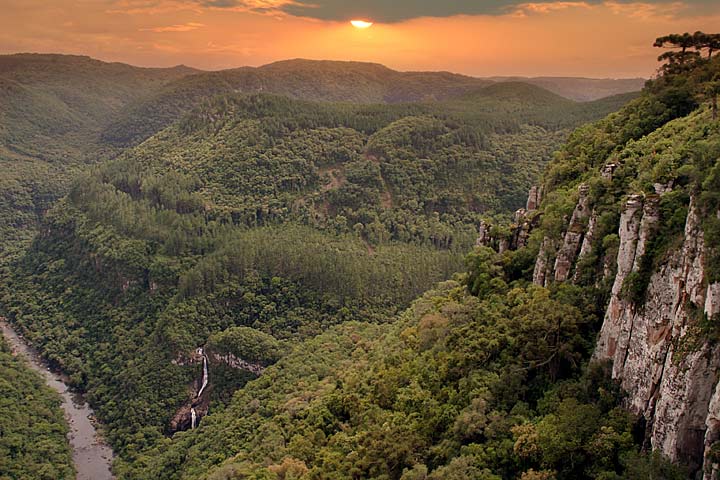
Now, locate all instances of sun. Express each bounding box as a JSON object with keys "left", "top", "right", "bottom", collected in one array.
[{"left": 350, "top": 20, "right": 373, "bottom": 29}]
